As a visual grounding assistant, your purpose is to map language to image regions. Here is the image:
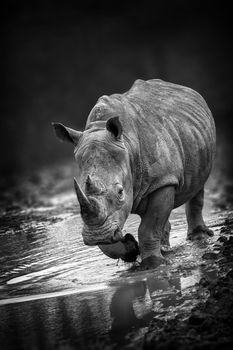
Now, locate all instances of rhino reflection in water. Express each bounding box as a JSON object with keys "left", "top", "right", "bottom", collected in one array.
[{"left": 52, "top": 79, "right": 216, "bottom": 269}]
